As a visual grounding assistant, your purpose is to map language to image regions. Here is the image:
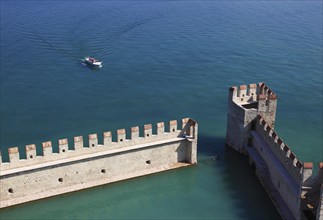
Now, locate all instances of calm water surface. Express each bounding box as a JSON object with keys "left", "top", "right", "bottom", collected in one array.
[{"left": 0, "top": 1, "right": 322, "bottom": 219}]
